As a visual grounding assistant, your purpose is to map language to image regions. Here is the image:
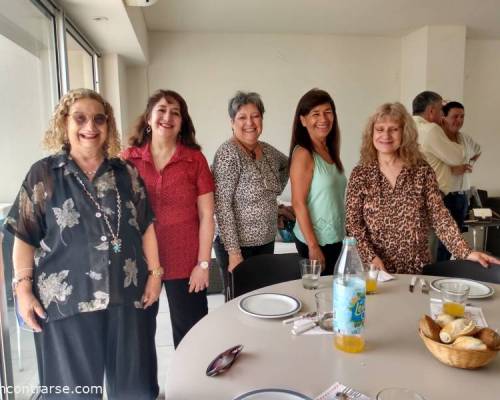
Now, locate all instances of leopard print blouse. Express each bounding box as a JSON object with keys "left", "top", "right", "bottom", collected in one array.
[
  {"left": 212, "top": 139, "right": 289, "bottom": 251},
  {"left": 346, "top": 160, "right": 471, "bottom": 274}
]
